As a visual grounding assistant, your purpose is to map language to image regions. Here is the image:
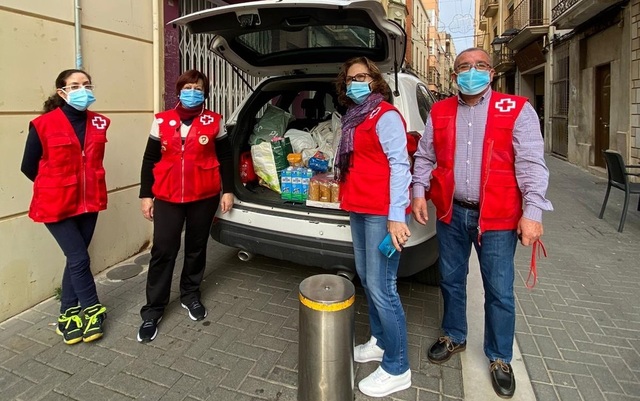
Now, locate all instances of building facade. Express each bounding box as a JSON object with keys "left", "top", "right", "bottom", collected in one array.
[
  {"left": 476, "top": 0, "right": 639, "bottom": 172},
  {"left": 0, "top": 0, "right": 460, "bottom": 321},
  {"left": 0, "top": 0, "right": 158, "bottom": 321}
]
